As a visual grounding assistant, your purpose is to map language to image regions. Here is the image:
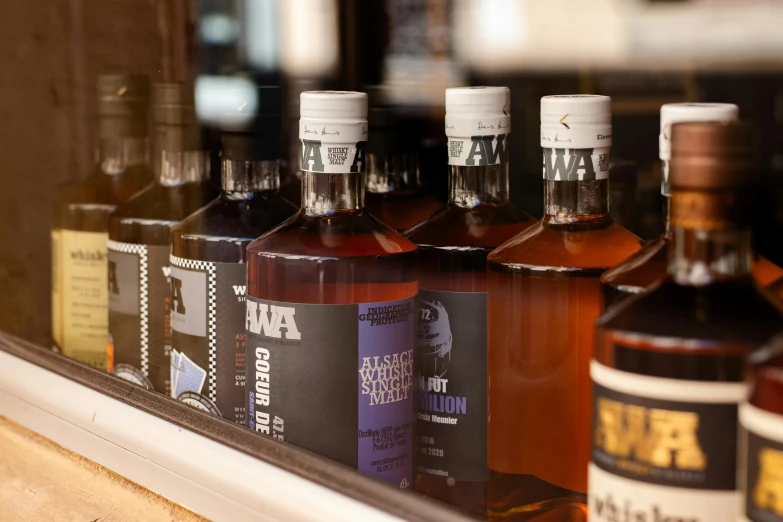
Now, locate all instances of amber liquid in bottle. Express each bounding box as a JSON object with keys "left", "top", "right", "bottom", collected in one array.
[
  {"left": 365, "top": 151, "right": 441, "bottom": 232},
  {"left": 247, "top": 172, "right": 417, "bottom": 303},
  {"left": 246, "top": 169, "right": 418, "bottom": 481},
  {"left": 407, "top": 160, "right": 533, "bottom": 513},
  {"left": 487, "top": 178, "right": 641, "bottom": 520}
]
